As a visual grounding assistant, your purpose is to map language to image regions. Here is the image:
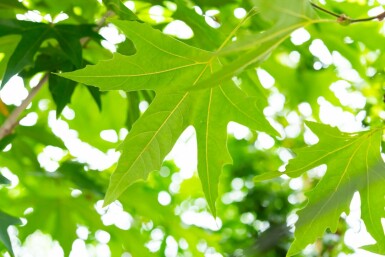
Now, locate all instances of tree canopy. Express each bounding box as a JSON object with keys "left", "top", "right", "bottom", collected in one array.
[{"left": 1, "top": 0, "right": 385, "bottom": 256}]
